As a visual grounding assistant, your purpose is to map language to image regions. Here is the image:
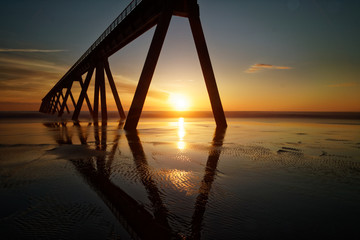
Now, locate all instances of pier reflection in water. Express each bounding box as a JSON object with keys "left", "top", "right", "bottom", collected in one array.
[
  {"left": 44, "top": 119, "right": 226, "bottom": 239},
  {"left": 2, "top": 118, "right": 360, "bottom": 239}
]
